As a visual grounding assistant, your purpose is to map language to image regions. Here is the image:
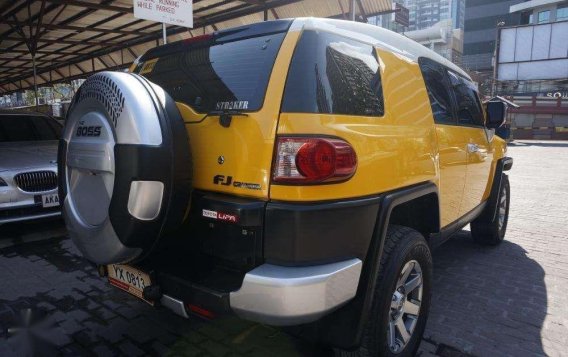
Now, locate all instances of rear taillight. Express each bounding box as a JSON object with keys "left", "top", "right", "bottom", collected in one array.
[{"left": 273, "top": 137, "right": 357, "bottom": 184}]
